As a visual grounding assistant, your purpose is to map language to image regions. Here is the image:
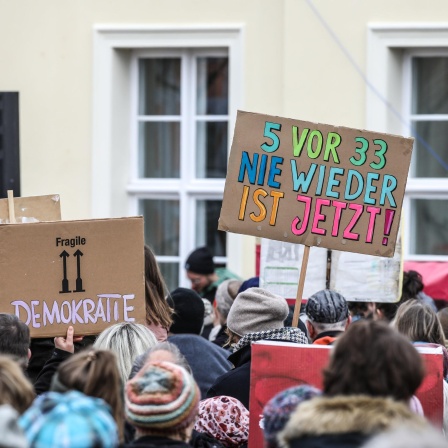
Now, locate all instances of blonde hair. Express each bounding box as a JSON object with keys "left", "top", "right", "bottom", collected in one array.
[
  {"left": 394, "top": 299, "right": 446, "bottom": 346},
  {"left": 0, "top": 355, "right": 34, "bottom": 414},
  {"left": 56, "top": 349, "right": 123, "bottom": 441},
  {"left": 94, "top": 322, "right": 158, "bottom": 384}
]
